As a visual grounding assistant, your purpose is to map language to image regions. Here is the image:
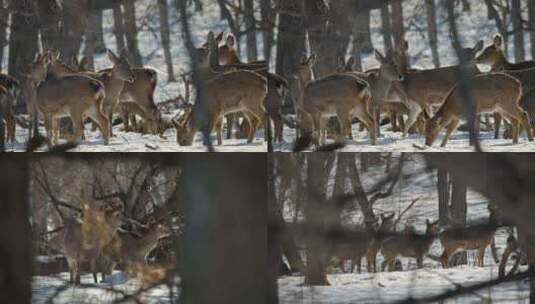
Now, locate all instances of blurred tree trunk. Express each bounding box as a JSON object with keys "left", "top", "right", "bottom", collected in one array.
[
  {"left": 112, "top": 4, "right": 126, "bottom": 53},
  {"left": 449, "top": 177, "right": 467, "bottom": 265},
  {"left": 180, "top": 154, "right": 269, "bottom": 304},
  {"left": 123, "top": 1, "right": 143, "bottom": 66},
  {"left": 425, "top": 0, "right": 440, "bottom": 68},
  {"left": 351, "top": 10, "right": 371, "bottom": 71},
  {"left": 260, "top": 0, "right": 274, "bottom": 62},
  {"left": 380, "top": 4, "right": 393, "bottom": 53},
  {"left": 304, "top": 154, "right": 329, "bottom": 286},
  {"left": 37, "top": 0, "right": 62, "bottom": 52},
  {"left": 84, "top": 11, "right": 101, "bottom": 71},
  {"left": 391, "top": 0, "right": 404, "bottom": 48},
  {"left": 0, "top": 0, "right": 7, "bottom": 71},
  {"left": 60, "top": 0, "right": 89, "bottom": 61},
  {"left": 94, "top": 11, "right": 106, "bottom": 54},
  {"left": 0, "top": 156, "right": 31, "bottom": 303},
  {"left": 511, "top": 0, "right": 524, "bottom": 62},
  {"left": 244, "top": 0, "right": 257, "bottom": 62},
  {"left": 529, "top": 0, "right": 535, "bottom": 60},
  {"left": 158, "top": 0, "right": 176, "bottom": 82},
  {"left": 349, "top": 155, "right": 376, "bottom": 229},
  {"left": 8, "top": 0, "right": 39, "bottom": 82},
  {"left": 437, "top": 169, "right": 450, "bottom": 226},
  {"left": 267, "top": 155, "right": 280, "bottom": 303}
]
